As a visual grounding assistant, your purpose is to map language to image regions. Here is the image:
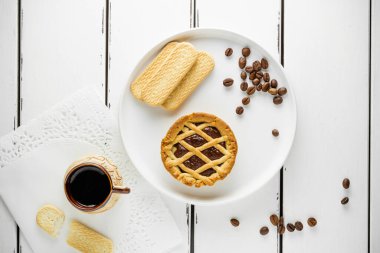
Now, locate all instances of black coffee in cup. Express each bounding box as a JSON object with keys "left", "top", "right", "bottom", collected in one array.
[{"left": 65, "top": 165, "right": 111, "bottom": 208}]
